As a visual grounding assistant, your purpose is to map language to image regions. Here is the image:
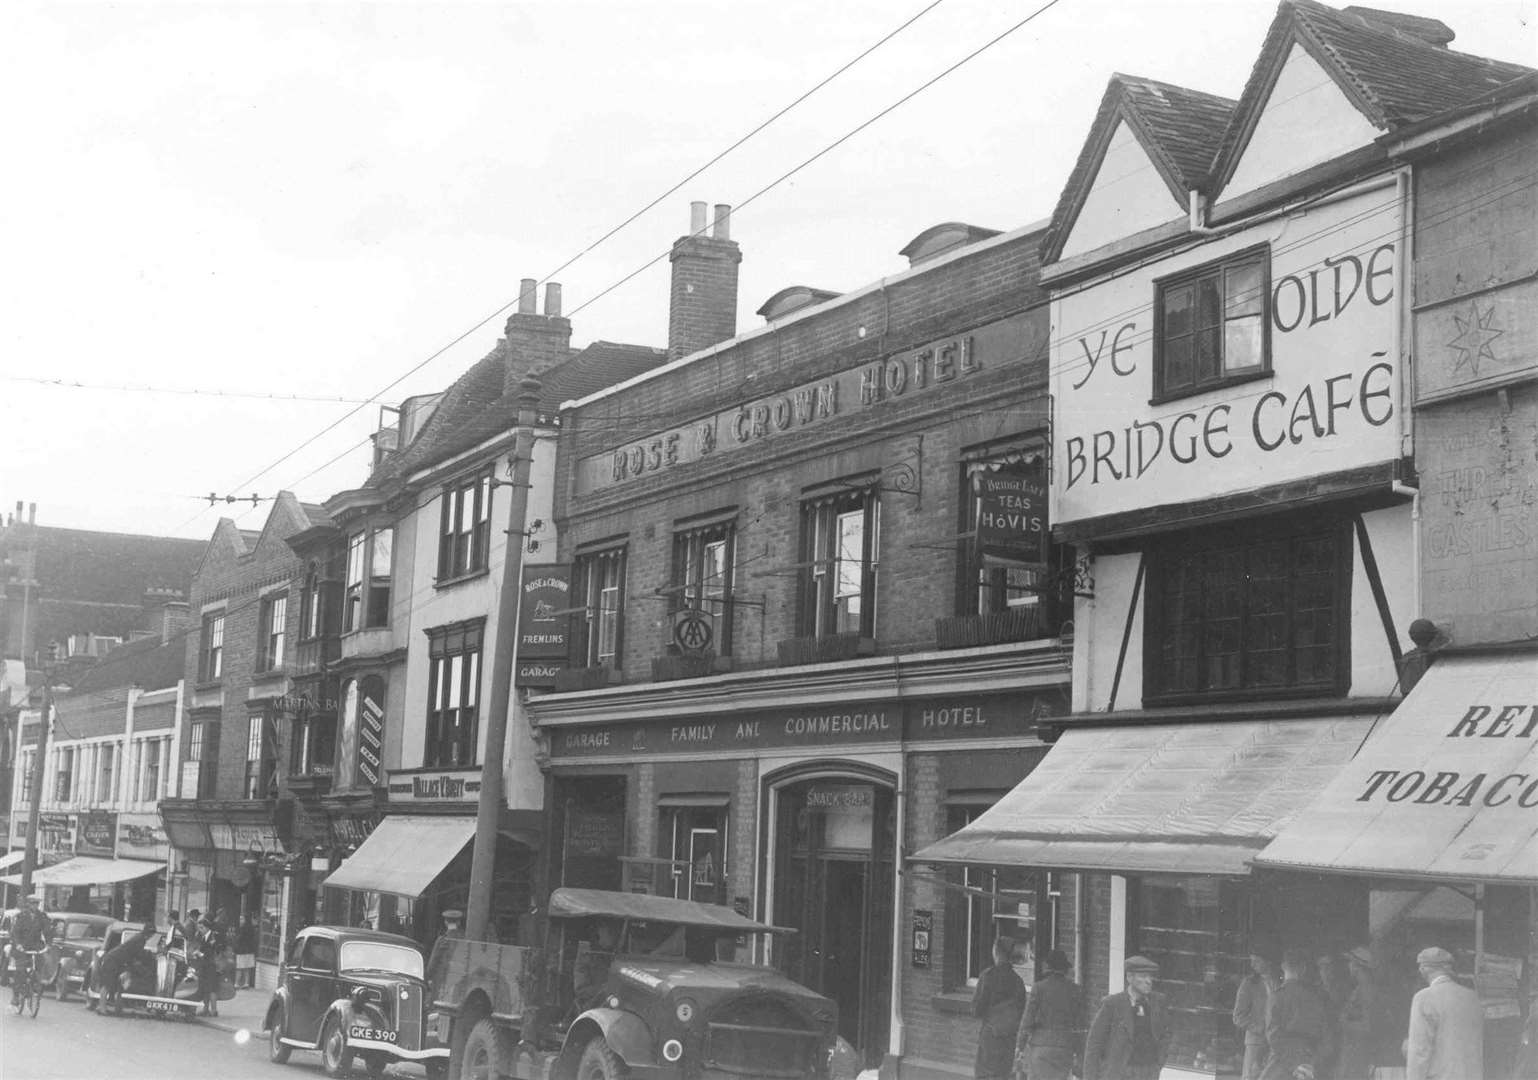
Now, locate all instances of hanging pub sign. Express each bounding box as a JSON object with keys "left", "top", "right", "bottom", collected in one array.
[
  {"left": 517, "top": 564, "right": 572, "bottom": 688},
  {"left": 974, "top": 470, "right": 1048, "bottom": 564}
]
